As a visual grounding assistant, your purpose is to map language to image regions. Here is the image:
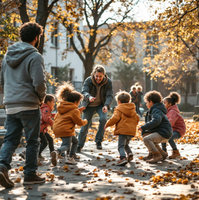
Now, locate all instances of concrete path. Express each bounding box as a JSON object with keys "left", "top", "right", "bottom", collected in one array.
[{"left": 0, "top": 138, "right": 198, "bottom": 200}]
